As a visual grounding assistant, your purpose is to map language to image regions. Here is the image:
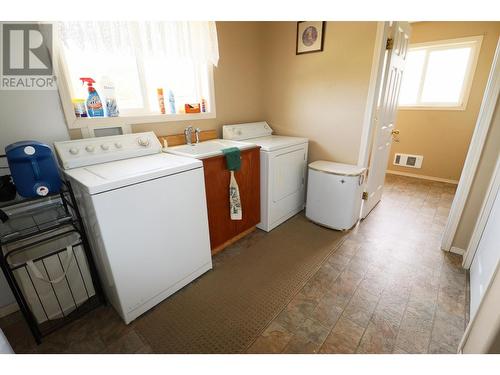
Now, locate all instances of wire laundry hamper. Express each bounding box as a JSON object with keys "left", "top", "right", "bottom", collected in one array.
[
  {"left": 0, "top": 180, "right": 104, "bottom": 344},
  {"left": 5, "top": 226, "right": 95, "bottom": 324}
]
